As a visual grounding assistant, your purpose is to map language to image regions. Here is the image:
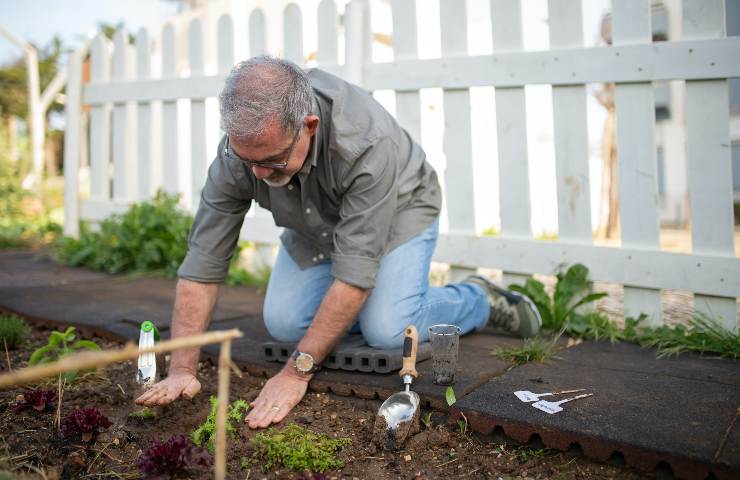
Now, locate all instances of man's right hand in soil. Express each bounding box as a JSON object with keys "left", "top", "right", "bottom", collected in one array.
[{"left": 135, "top": 370, "right": 202, "bottom": 406}]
